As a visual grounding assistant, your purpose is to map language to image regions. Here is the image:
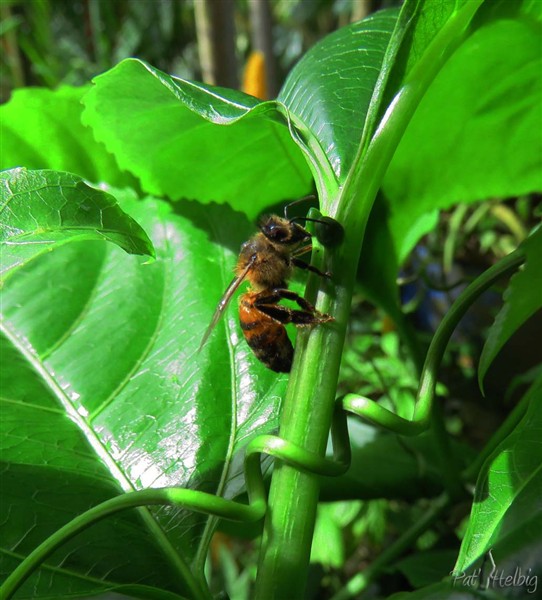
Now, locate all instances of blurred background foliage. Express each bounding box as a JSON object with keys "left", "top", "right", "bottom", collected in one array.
[{"left": 1, "top": 0, "right": 396, "bottom": 101}]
